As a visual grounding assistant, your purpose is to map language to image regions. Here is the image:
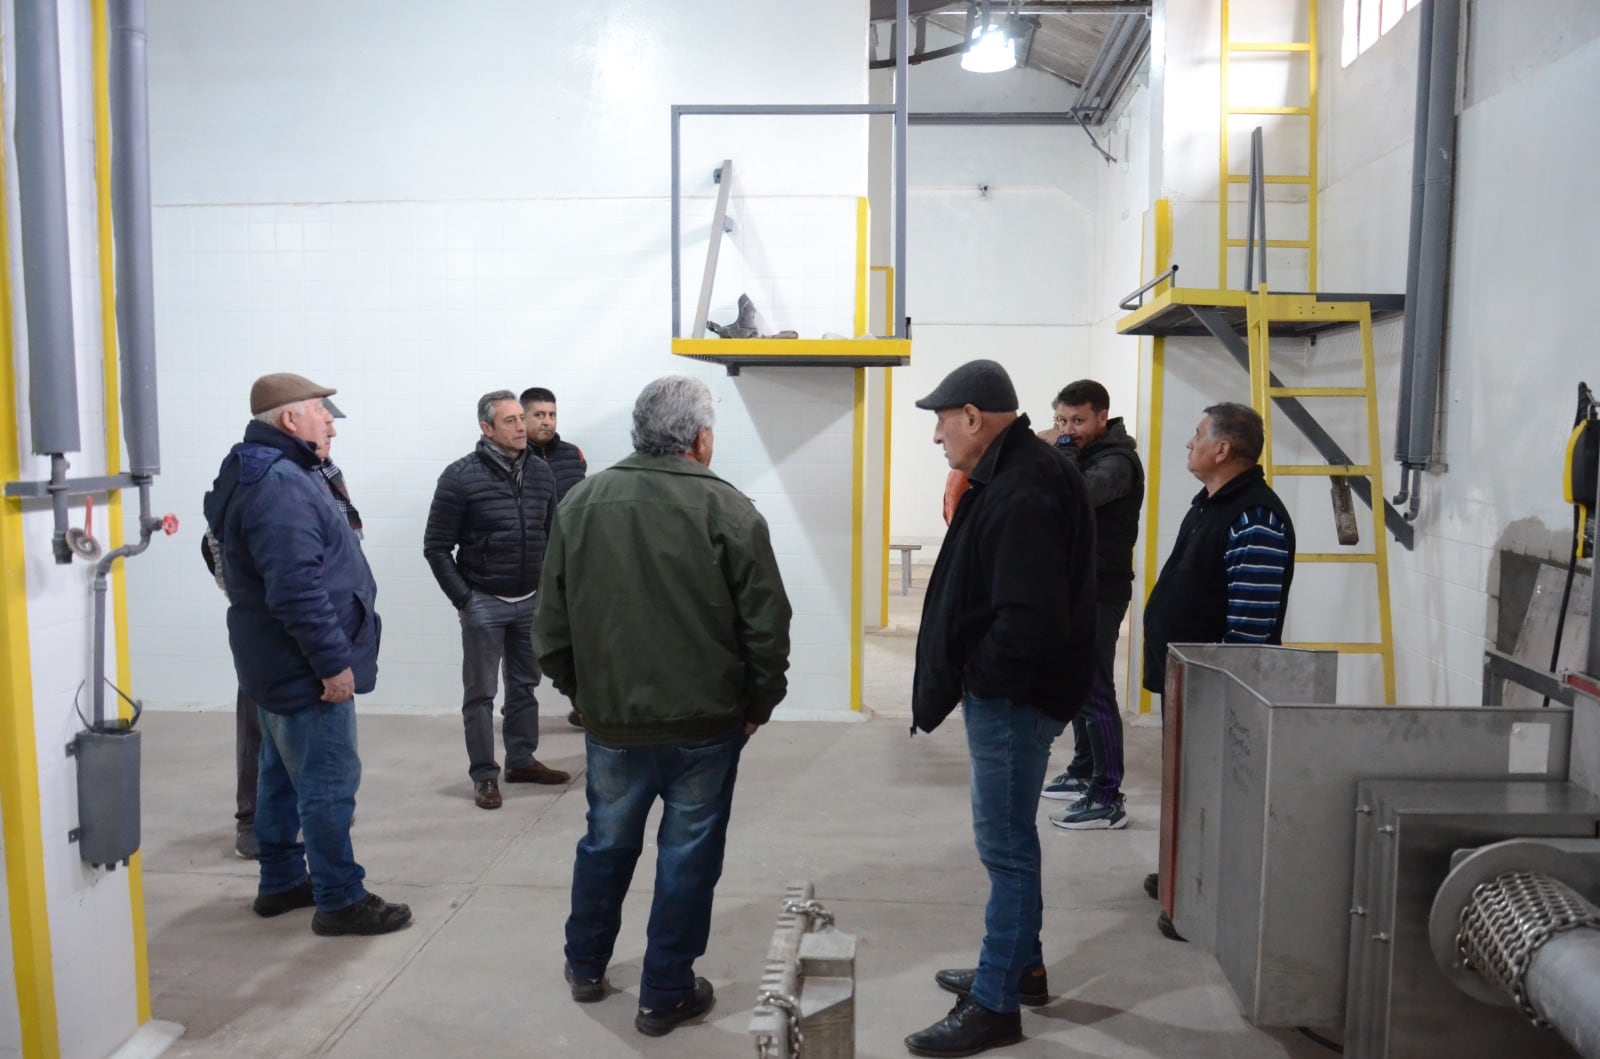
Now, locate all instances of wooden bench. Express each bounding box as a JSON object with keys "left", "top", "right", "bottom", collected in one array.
[{"left": 889, "top": 543, "right": 922, "bottom": 595}]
